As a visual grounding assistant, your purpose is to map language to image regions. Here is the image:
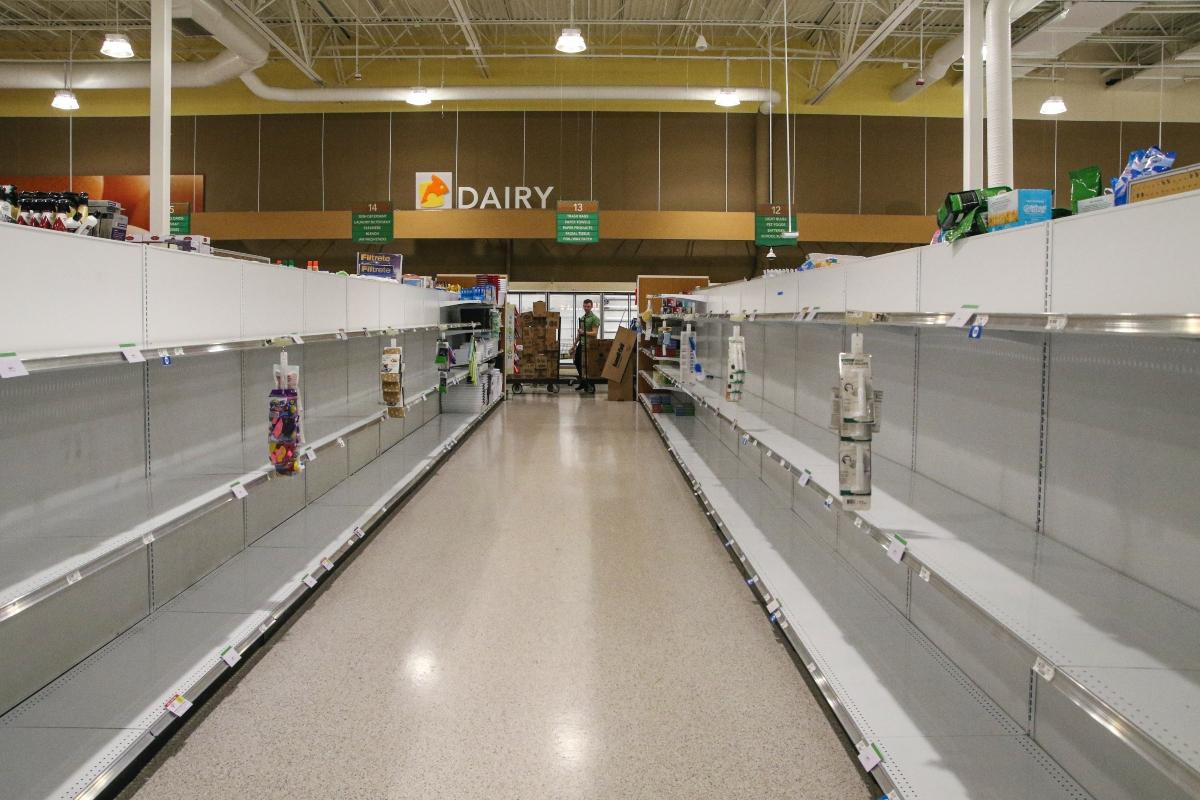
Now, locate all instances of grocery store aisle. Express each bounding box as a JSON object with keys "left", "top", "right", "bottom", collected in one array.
[{"left": 123, "top": 396, "right": 872, "bottom": 800}]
